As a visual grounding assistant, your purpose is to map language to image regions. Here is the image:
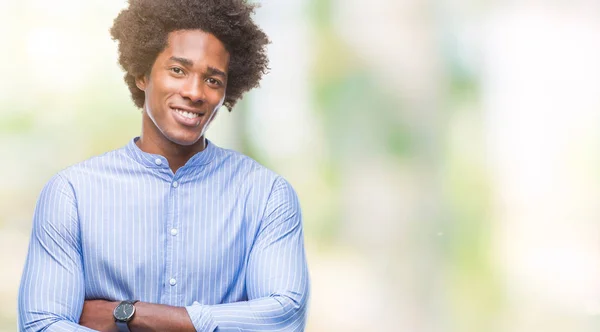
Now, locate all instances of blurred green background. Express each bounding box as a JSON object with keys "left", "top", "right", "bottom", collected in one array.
[{"left": 2, "top": 0, "right": 600, "bottom": 331}]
